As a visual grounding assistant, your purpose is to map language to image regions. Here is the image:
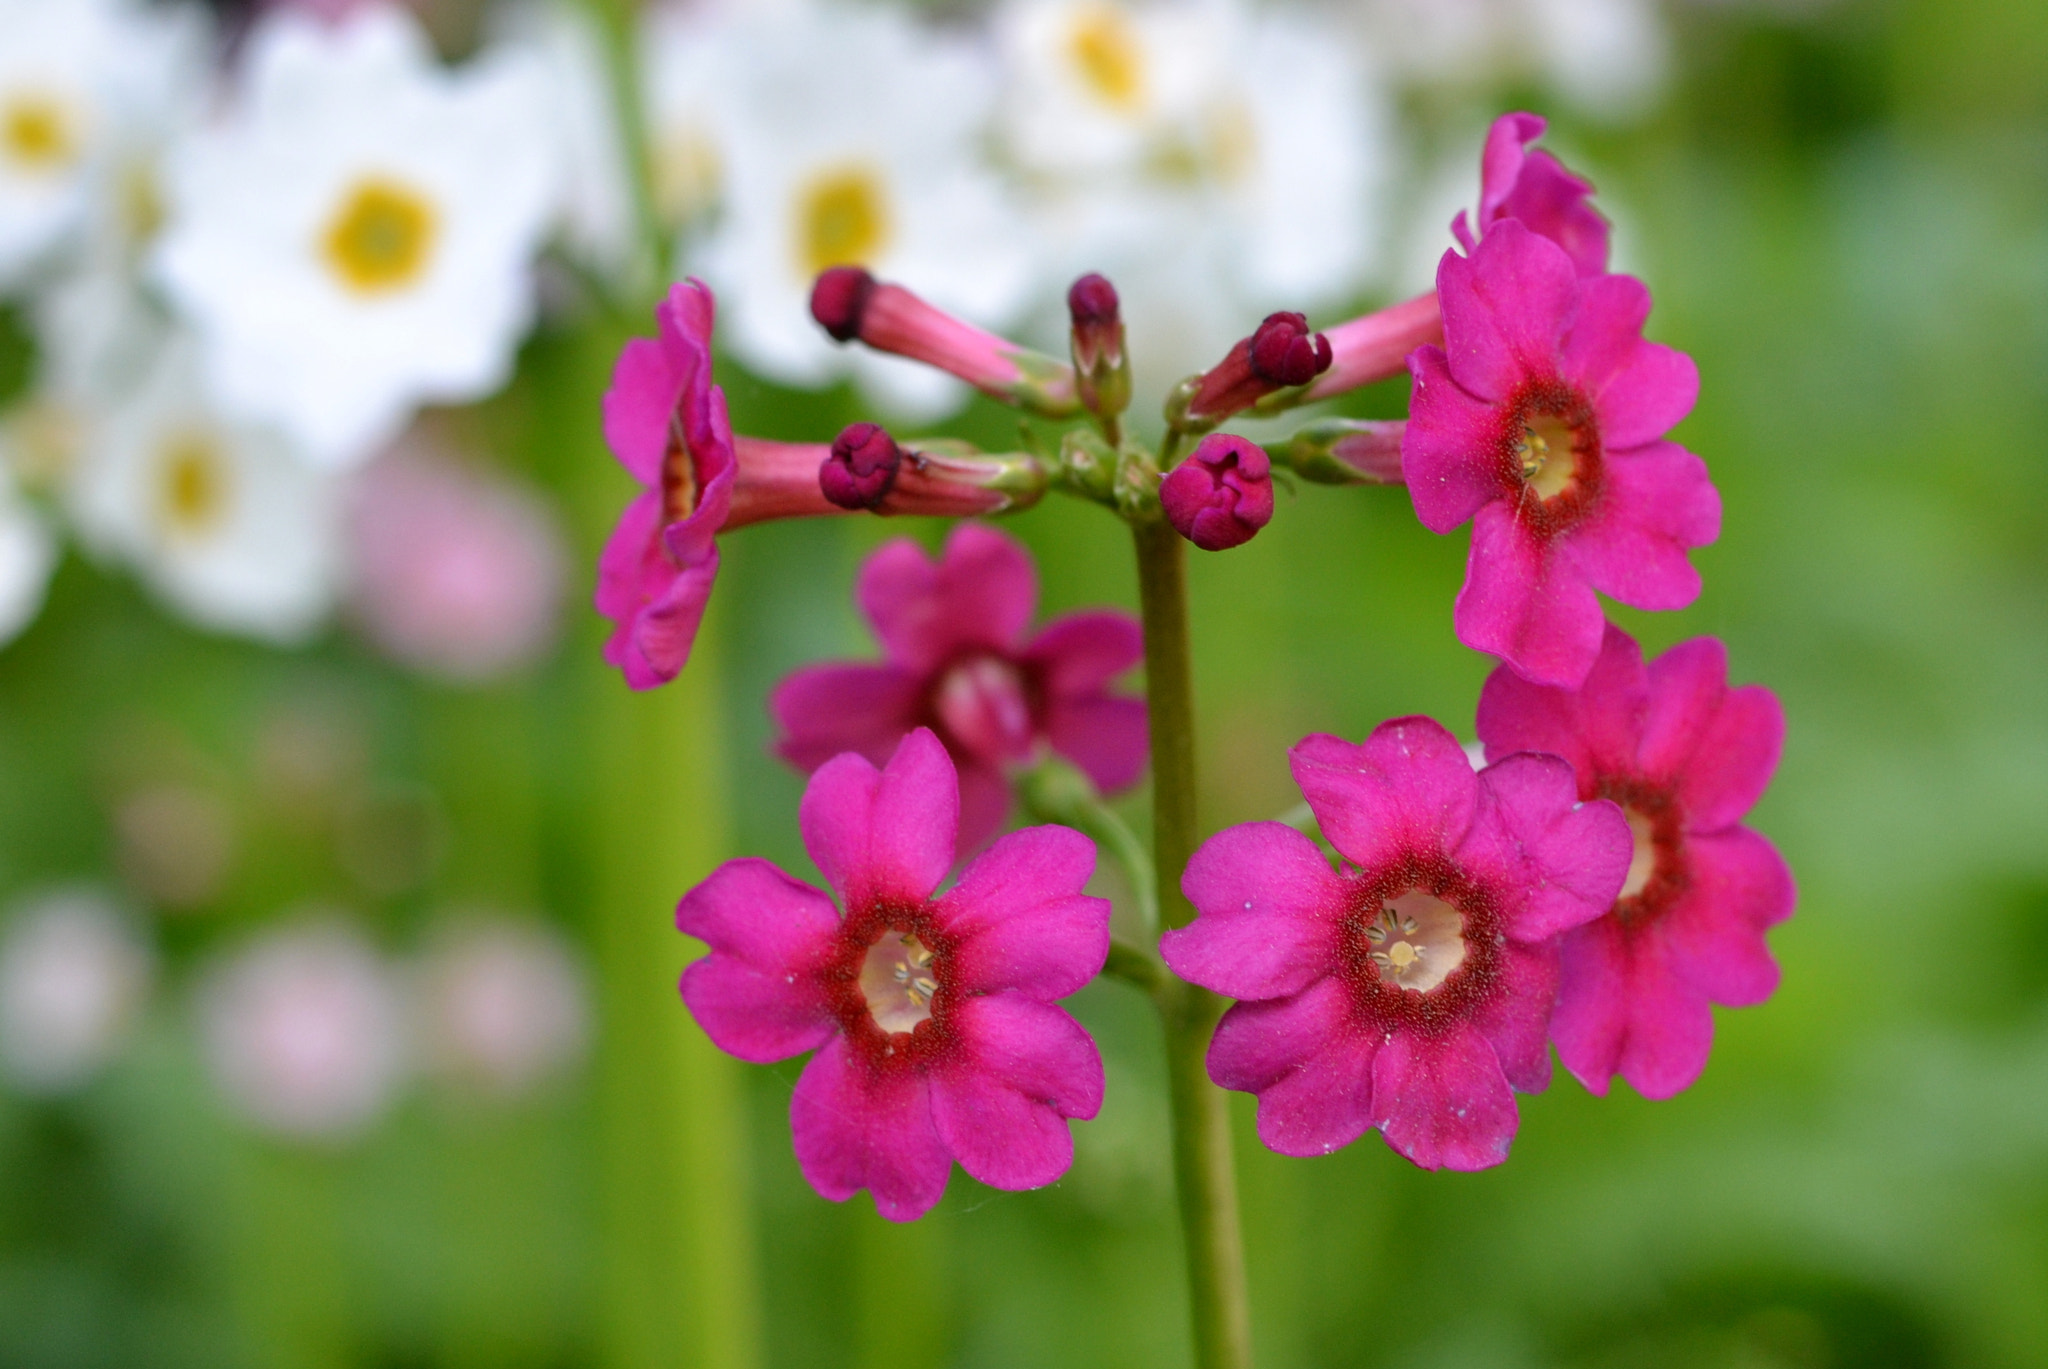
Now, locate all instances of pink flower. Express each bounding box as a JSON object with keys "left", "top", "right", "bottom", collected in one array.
[
  {"left": 1301, "top": 111, "right": 1607, "bottom": 404},
  {"left": 1160, "top": 717, "right": 1631, "bottom": 1170},
  {"left": 1454, "top": 112, "right": 1610, "bottom": 280},
  {"left": 771, "top": 524, "right": 1146, "bottom": 850},
  {"left": 1403, "top": 220, "right": 1719, "bottom": 687},
  {"left": 1476, "top": 625, "right": 1793, "bottom": 1099},
  {"left": 1161, "top": 434, "right": 1274, "bottom": 551},
  {"left": 597, "top": 279, "right": 840, "bottom": 690},
  {"left": 1178, "top": 312, "right": 1333, "bottom": 428},
  {"left": 677, "top": 729, "right": 1110, "bottom": 1221}
]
